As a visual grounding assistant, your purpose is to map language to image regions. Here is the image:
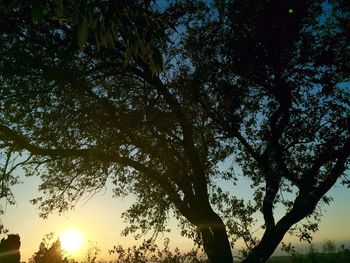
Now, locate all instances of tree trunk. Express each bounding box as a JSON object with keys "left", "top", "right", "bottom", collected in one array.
[
  {"left": 240, "top": 226, "right": 287, "bottom": 263},
  {"left": 241, "top": 199, "right": 315, "bottom": 263},
  {"left": 198, "top": 212, "right": 233, "bottom": 263}
]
